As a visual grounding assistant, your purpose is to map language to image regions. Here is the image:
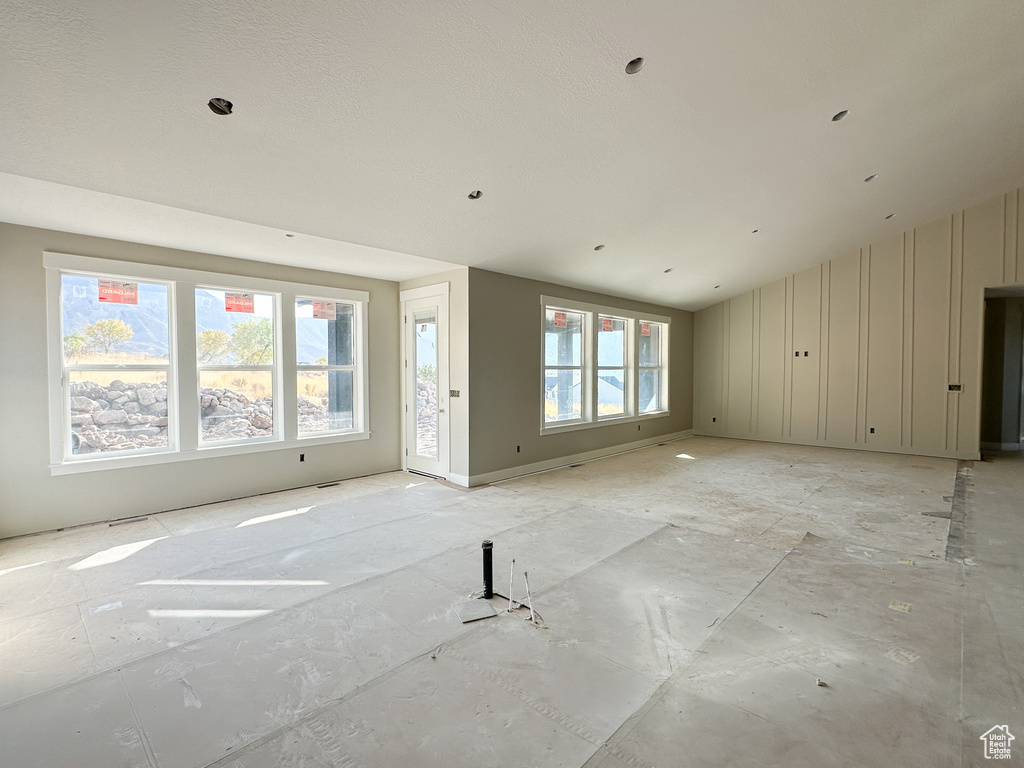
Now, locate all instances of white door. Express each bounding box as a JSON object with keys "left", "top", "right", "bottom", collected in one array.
[{"left": 401, "top": 285, "right": 449, "bottom": 479}]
